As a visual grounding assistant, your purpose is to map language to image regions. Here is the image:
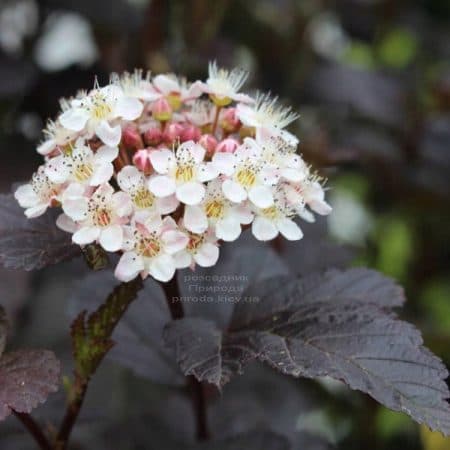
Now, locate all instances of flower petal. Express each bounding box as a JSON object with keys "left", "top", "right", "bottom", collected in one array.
[
  {"left": 148, "top": 175, "right": 176, "bottom": 197},
  {"left": 114, "top": 96, "right": 143, "bottom": 121},
  {"left": 112, "top": 191, "right": 133, "bottom": 217},
  {"left": 215, "top": 217, "right": 241, "bottom": 242},
  {"left": 149, "top": 149, "right": 173, "bottom": 174},
  {"left": 62, "top": 197, "right": 88, "bottom": 221},
  {"left": 90, "top": 162, "right": 113, "bottom": 186},
  {"left": 161, "top": 230, "right": 189, "bottom": 254},
  {"left": 184, "top": 205, "right": 208, "bottom": 233},
  {"left": 248, "top": 185, "right": 274, "bottom": 208},
  {"left": 176, "top": 182, "right": 205, "bottom": 205},
  {"left": 59, "top": 108, "right": 89, "bottom": 131},
  {"left": 99, "top": 225, "right": 124, "bottom": 252},
  {"left": 148, "top": 254, "right": 176, "bottom": 282},
  {"left": 173, "top": 250, "right": 192, "bottom": 269},
  {"left": 193, "top": 242, "right": 219, "bottom": 267},
  {"left": 45, "top": 155, "right": 69, "bottom": 184},
  {"left": 251, "top": 216, "right": 278, "bottom": 241},
  {"left": 156, "top": 195, "right": 179, "bottom": 215},
  {"left": 25, "top": 204, "right": 48, "bottom": 218},
  {"left": 115, "top": 251, "right": 144, "bottom": 282},
  {"left": 117, "top": 165, "right": 143, "bottom": 192},
  {"left": 15, "top": 184, "right": 39, "bottom": 208},
  {"left": 197, "top": 163, "right": 218, "bottom": 182},
  {"left": 95, "top": 145, "right": 119, "bottom": 163},
  {"left": 222, "top": 179, "right": 247, "bottom": 203},
  {"left": 212, "top": 152, "right": 235, "bottom": 176},
  {"left": 277, "top": 218, "right": 303, "bottom": 241},
  {"left": 72, "top": 226, "right": 100, "bottom": 245},
  {"left": 37, "top": 139, "right": 56, "bottom": 156},
  {"left": 95, "top": 120, "right": 121, "bottom": 147},
  {"left": 153, "top": 74, "right": 180, "bottom": 95},
  {"left": 56, "top": 213, "right": 78, "bottom": 233}
]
